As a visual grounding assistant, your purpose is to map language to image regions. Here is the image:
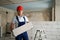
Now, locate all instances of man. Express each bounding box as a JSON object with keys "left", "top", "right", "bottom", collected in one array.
[{"left": 10, "top": 6, "right": 29, "bottom": 40}]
